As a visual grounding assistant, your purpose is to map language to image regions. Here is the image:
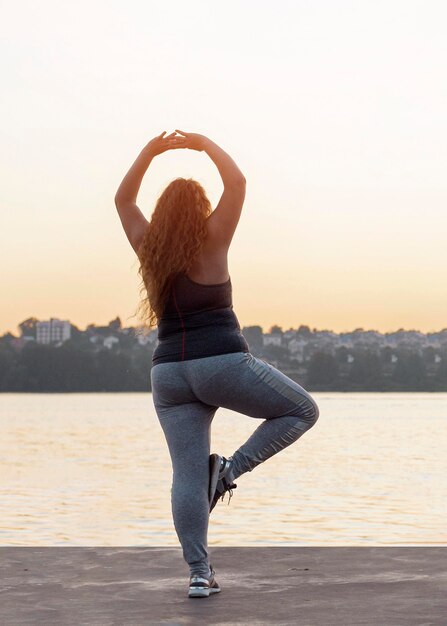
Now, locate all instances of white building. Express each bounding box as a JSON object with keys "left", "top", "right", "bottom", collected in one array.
[
  {"left": 36, "top": 318, "right": 71, "bottom": 345},
  {"left": 104, "top": 336, "right": 119, "bottom": 350},
  {"left": 288, "top": 337, "right": 307, "bottom": 354},
  {"left": 263, "top": 333, "right": 283, "bottom": 347},
  {"left": 134, "top": 327, "right": 159, "bottom": 346},
  {"left": 137, "top": 334, "right": 153, "bottom": 346}
]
